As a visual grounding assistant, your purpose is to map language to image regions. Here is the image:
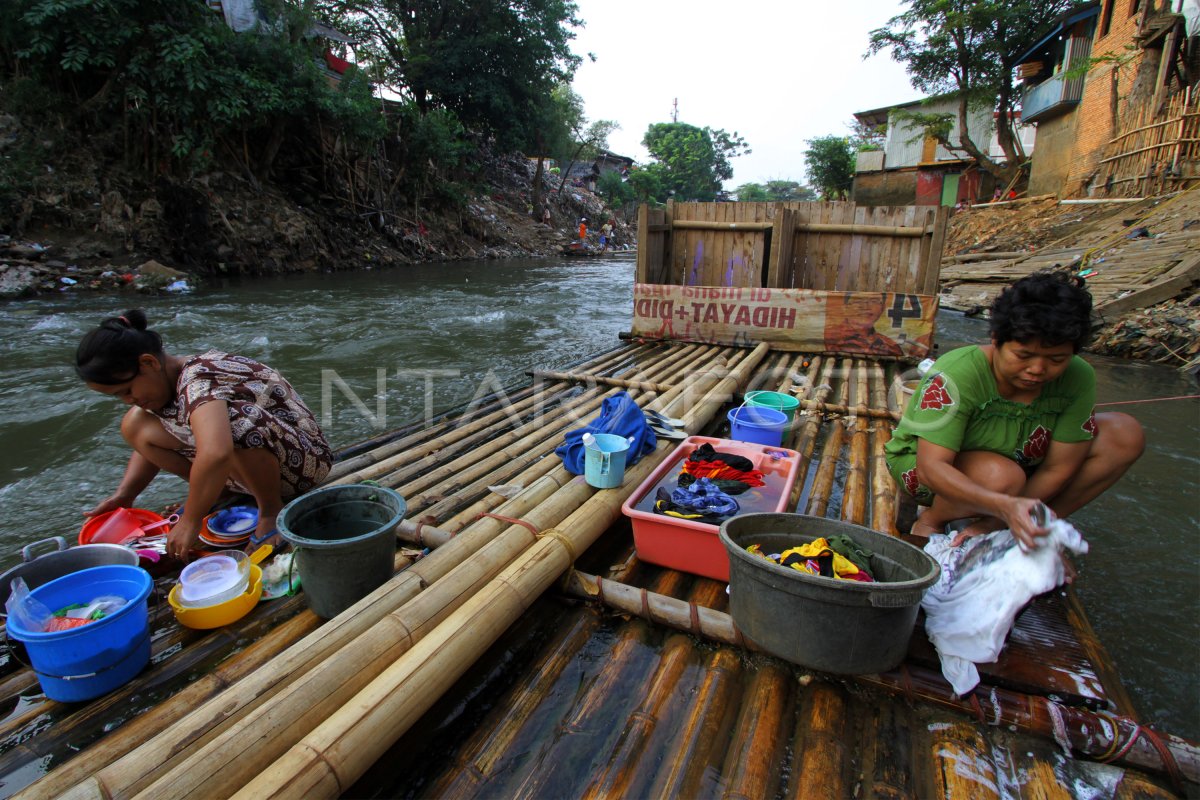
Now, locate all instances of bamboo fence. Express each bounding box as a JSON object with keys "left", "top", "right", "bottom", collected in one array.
[{"left": 1094, "top": 88, "right": 1200, "bottom": 197}]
